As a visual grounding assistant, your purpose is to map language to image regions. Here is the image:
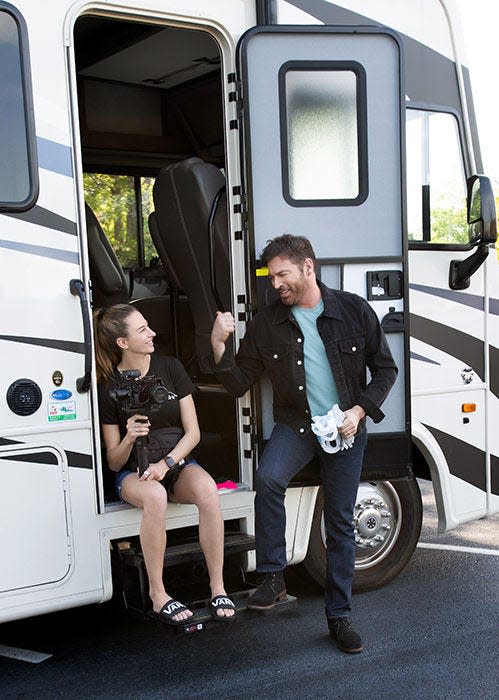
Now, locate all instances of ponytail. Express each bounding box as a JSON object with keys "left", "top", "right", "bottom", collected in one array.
[{"left": 93, "top": 304, "right": 136, "bottom": 383}]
